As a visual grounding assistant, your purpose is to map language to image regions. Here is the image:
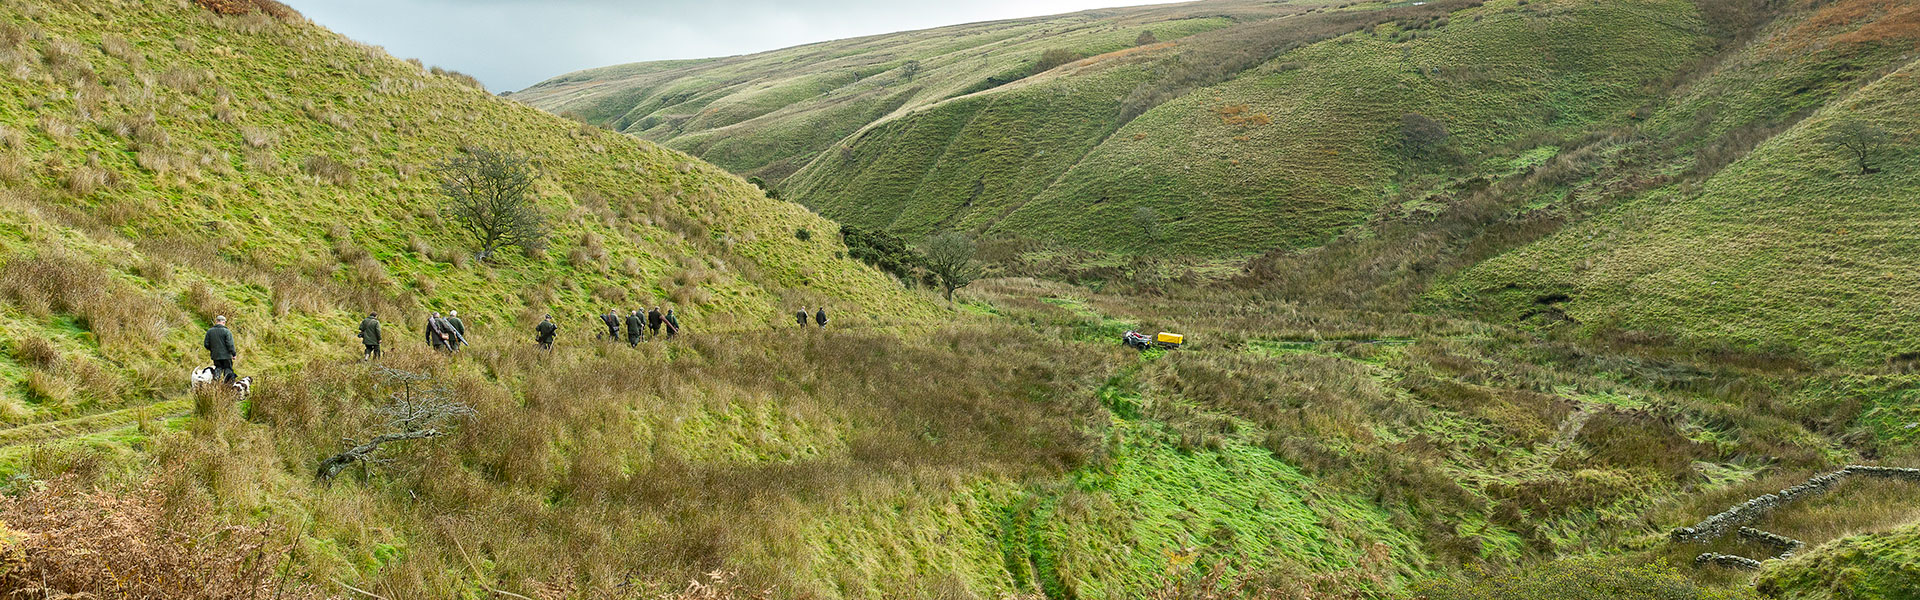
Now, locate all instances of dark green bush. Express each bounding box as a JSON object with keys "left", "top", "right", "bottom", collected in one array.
[{"left": 840, "top": 225, "right": 930, "bottom": 287}]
